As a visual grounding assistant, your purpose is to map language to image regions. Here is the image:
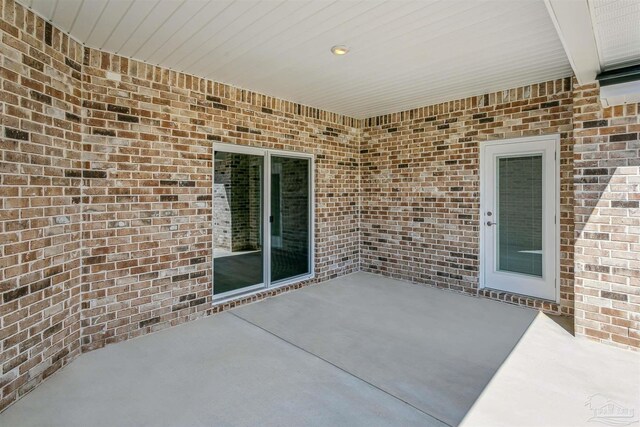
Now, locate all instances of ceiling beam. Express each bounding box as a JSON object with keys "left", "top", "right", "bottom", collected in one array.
[{"left": 544, "top": 0, "right": 601, "bottom": 85}]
